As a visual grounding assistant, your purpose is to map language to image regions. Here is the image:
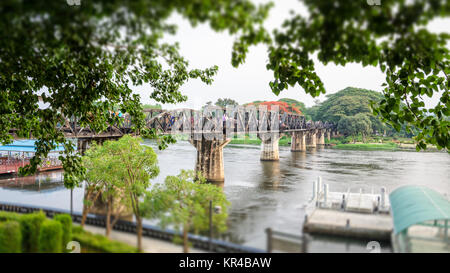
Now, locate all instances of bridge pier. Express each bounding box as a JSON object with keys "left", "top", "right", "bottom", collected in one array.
[
  {"left": 259, "top": 134, "right": 282, "bottom": 161},
  {"left": 326, "top": 130, "right": 331, "bottom": 142},
  {"left": 291, "top": 131, "right": 306, "bottom": 152},
  {"left": 77, "top": 139, "right": 90, "bottom": 155},
  {"left": 86, "top": 190, "right": 133, "bottom": 221},
  {"left": 317, "top": 129, "right": 326, "bottom": 145},
  {"left": 190, "top": 138, "right": 231, "bottom": 182},
  {"left": 306, "top": 130, "right": 317, "bottom": 148}
]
